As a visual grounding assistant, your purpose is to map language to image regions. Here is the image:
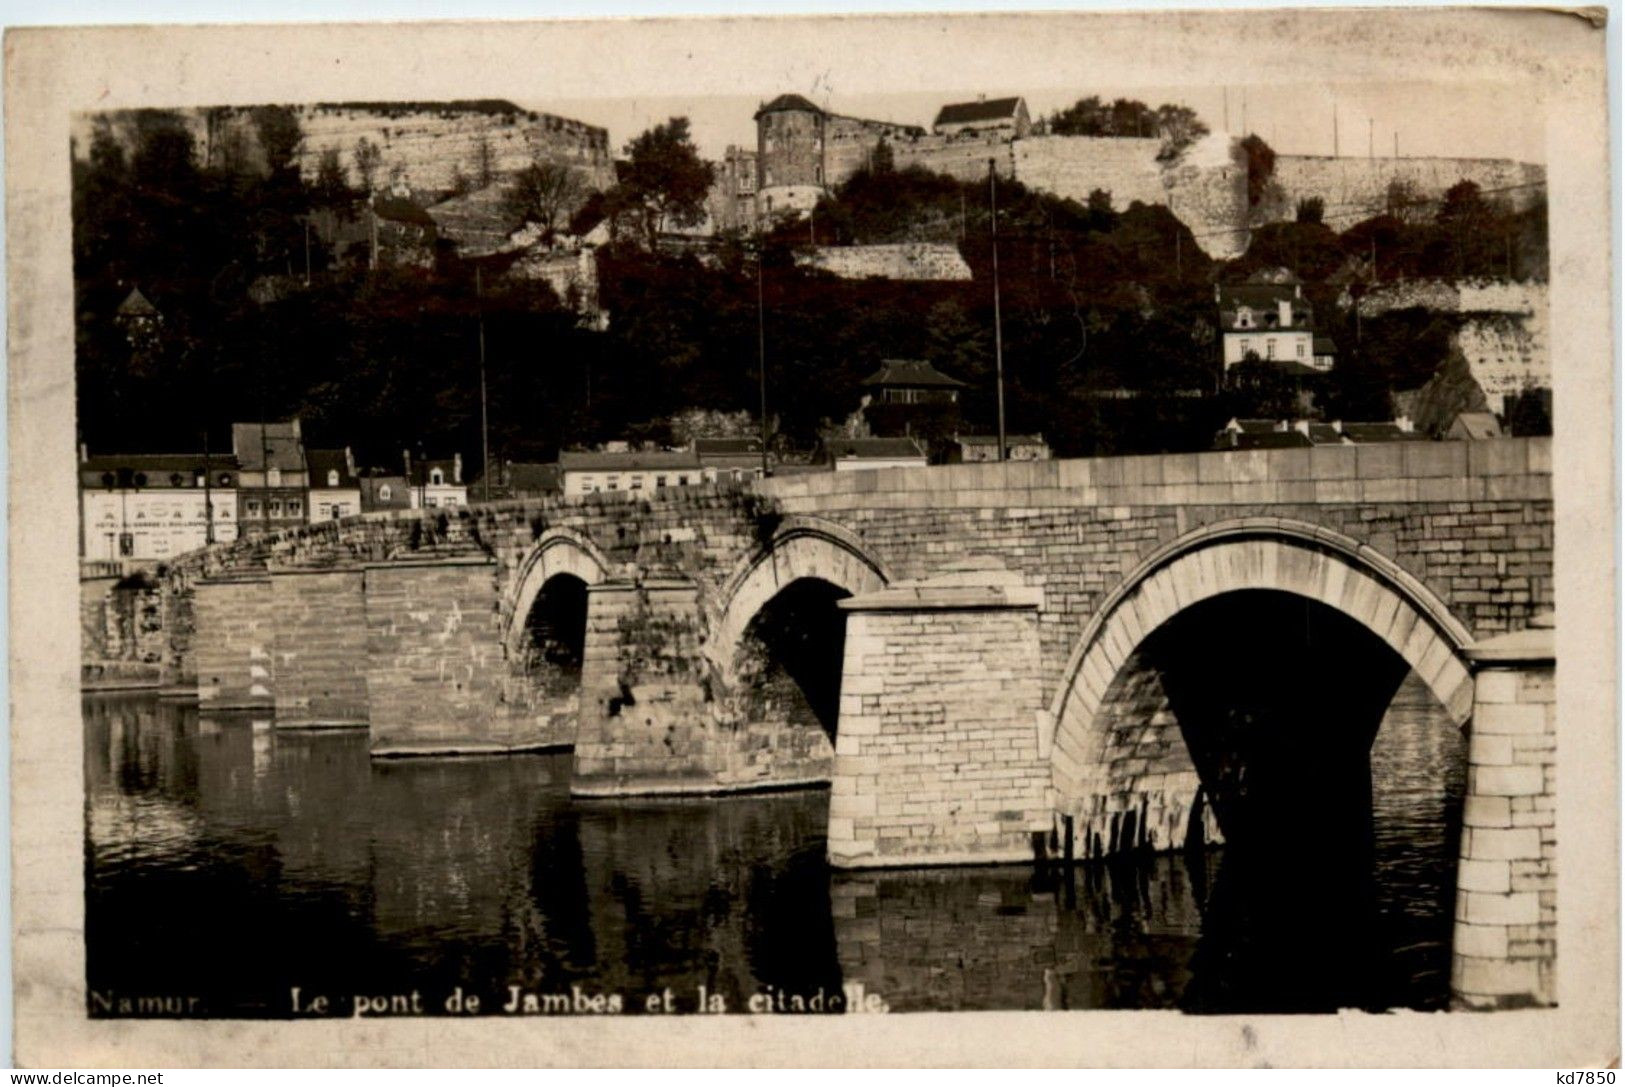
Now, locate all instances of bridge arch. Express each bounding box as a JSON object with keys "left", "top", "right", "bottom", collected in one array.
[
  {"left": 709, "top": 516, "right": 893, "bottom": 675},
  {"left": 502, "top": 527, "right": 612, "bottom": 657},
  {"left": 1048, "top": 517, "right": 1477, "bottom": 834}
]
